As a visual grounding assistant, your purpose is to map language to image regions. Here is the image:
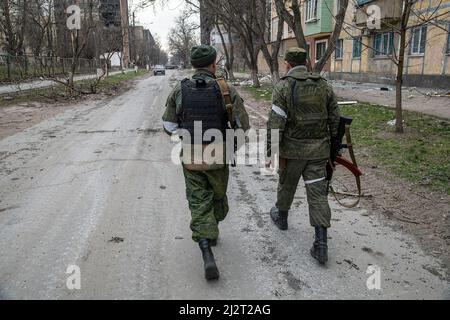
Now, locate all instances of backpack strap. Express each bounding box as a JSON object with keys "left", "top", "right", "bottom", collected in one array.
[
  {"left": 215, "top": 78, "right": 235, "bottom": 127},
  {"left": 291, "top": 80, "right": 297, "bottom": 108}
]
